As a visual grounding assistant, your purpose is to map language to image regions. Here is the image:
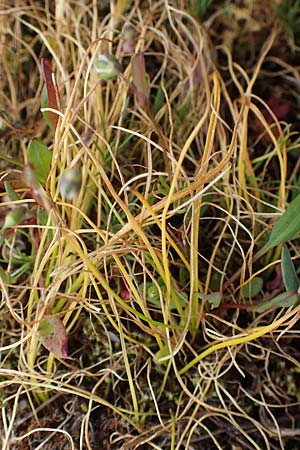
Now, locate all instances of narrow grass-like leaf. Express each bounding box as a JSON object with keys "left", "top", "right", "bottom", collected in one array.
[
  {"left": 256, "top": 193, "right": 300, "bottom": 258},
  {"left": 28, "top": 140, "right": 52, "bottom": 184},
  {"left": 152, "top": 85, "right": 165, "bottom": 116},
  {"left": 251, "top": 290, "right": 298, "bottom": 313},
  {"left": 281, "top": 244, "right": 300, "bottom": 291},
  {"left": 0, "top": 266, "right": 10, "bottom": 284}
]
